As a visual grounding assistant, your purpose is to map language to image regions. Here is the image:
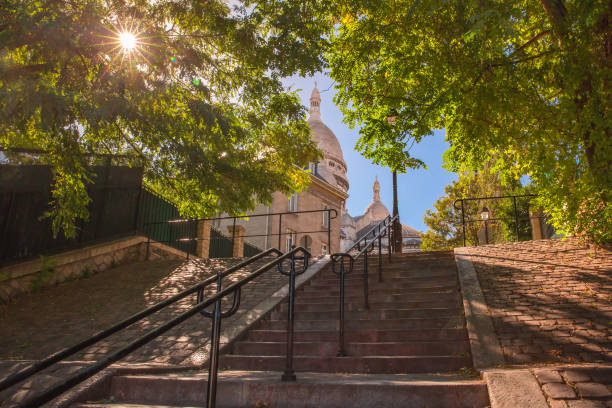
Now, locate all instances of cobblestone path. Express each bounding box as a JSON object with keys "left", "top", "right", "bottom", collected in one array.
[
  {"left": 0, "top": 255, "right": 288, "bottom": 366},
  {"left": 467, "top": 238, "right": 612, "bottom": 365}
]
